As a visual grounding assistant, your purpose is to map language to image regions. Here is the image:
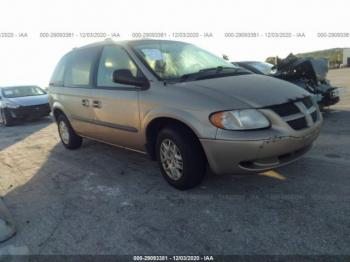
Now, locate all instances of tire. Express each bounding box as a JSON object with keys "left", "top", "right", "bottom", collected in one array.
[
  {"left": 1, "top": 109, "right": 14, "bottom": 126},
  {"left": 156, "top": 125, "right": 206, "bottom": 190},
  {"left": 57, "top": 114, "right": 82, "bottom": 149}
]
